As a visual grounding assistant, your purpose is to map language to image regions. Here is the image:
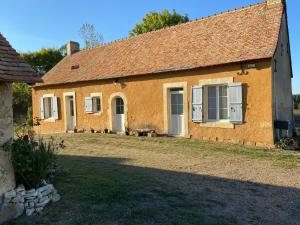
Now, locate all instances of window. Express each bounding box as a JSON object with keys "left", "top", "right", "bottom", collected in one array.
[
  {"left": 191, "top": 80, "right": 243, "bottom": 125},
  {"left": 207, "top": 85, "right": 228, "bottom": 121},
  {"left": 171, "top": 91, "right": 183, "bottom": 115},
  {"left": 85, "top": 94, "right": 102, "bottom": 114},
  {"left": 116, "top": 97, "right": 124, "bottom": 114},
  {"left": 40, "top": 95, "right": 59, "bottom": 120},
  {"left": 92, "top": 96, "right": 101, "bottom": 113},
  {"left": 43, "top": 97, "right": 53, "bottom": 119}
]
